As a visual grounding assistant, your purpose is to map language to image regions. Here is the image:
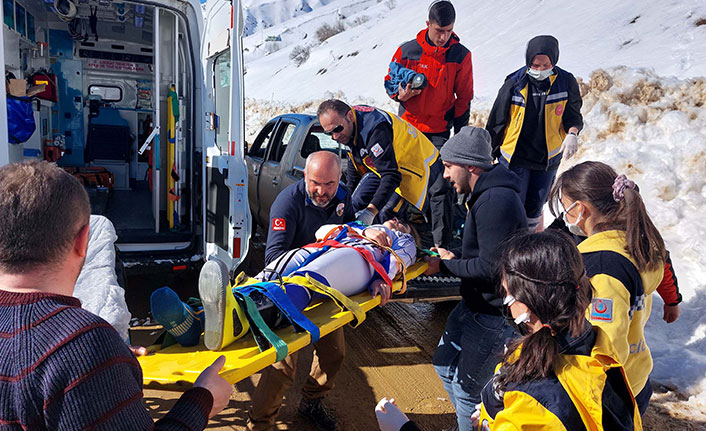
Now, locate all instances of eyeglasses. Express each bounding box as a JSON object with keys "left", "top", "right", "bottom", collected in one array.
[{"left": 323, "top": 124, "right": 344, "bottom": 136}]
